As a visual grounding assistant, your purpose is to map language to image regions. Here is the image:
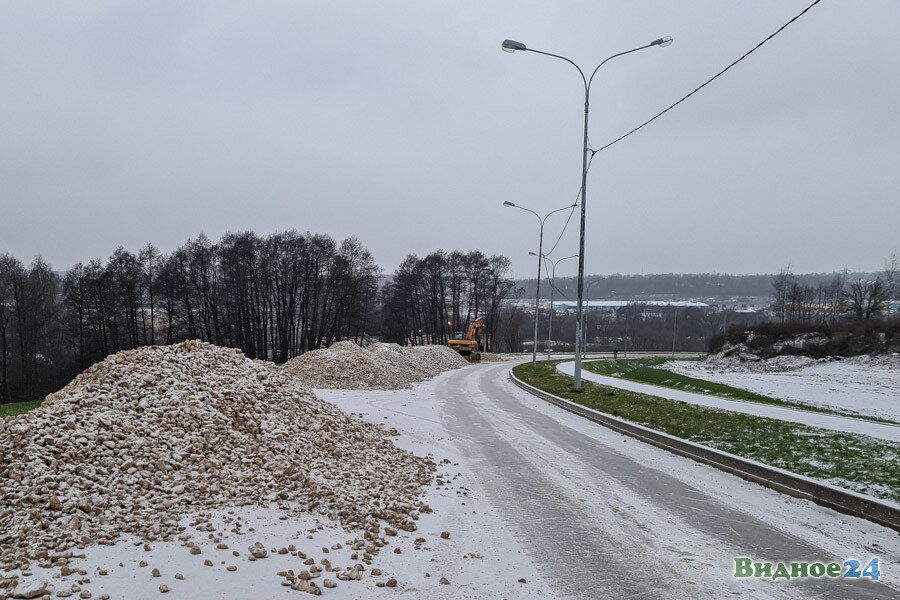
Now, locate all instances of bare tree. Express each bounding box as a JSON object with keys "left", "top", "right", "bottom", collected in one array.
[
  {"left": 884, "top": 250, "right": 898, "bottom": 305},
  {"left": 0, "top": 255, "right": 23, "bottom": 403},
  {"left": 771, "top": 265, "right": 794, "bottom": 323},
  {"left": 845, "top": 277, "right": 890, "bottom": 320},
  {"left": 139, "top": 243, "right": 161, "bottom": 345}
]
